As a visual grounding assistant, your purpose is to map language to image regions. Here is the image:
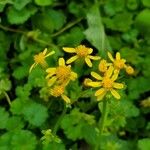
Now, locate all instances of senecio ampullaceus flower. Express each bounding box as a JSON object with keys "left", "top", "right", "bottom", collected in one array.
[
  {"left": 29, "top": 48, "right": 55, "bottom": 73},
  {"left": 46, "top": 58, "right": 78, "bottom": 103},
  {"left": 29, "top": 47, "right": 134, "bottom": 103},
  {"left": 63, "top": 45, "right": 101, "bottom": 67}
]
